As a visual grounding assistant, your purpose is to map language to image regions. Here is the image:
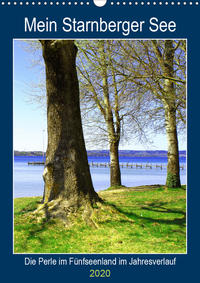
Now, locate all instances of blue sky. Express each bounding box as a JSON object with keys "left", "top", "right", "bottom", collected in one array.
[
  {"left": 13, "top": 39, "right": 186, "bottom": 152},
  {"left": 14, "top": 40, "right": 47, "bottom": 151}
]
